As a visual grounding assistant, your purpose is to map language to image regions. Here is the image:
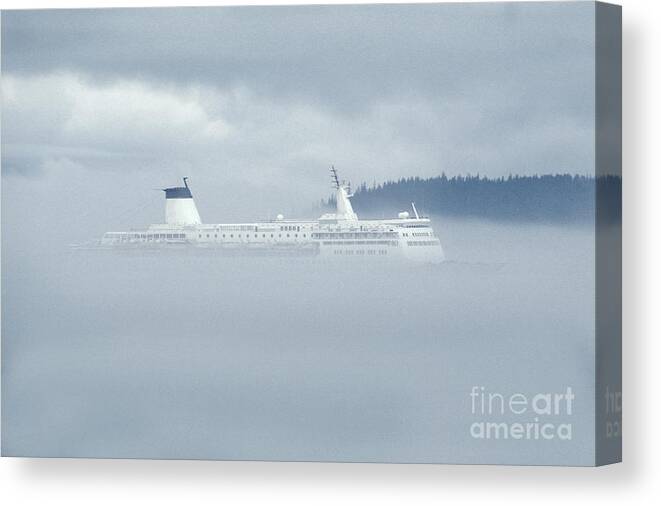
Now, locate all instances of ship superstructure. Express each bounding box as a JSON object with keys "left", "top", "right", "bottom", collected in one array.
[{"left": 100, "top": 170, "right": 444, "bottom": 263}]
